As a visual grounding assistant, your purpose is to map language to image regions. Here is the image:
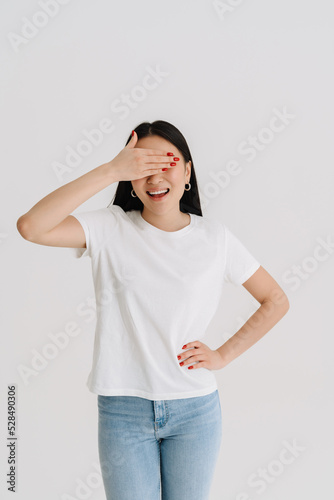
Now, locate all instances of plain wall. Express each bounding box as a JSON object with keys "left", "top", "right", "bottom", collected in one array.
[{"left": 1, "top": 0, "right": 333, "bottom": 498}]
